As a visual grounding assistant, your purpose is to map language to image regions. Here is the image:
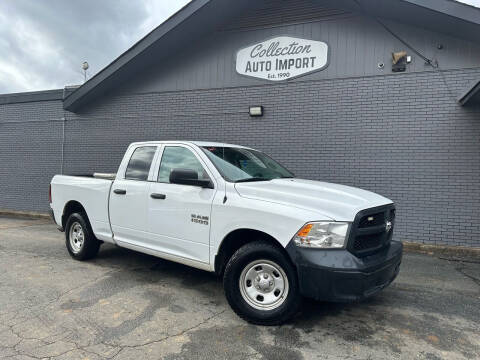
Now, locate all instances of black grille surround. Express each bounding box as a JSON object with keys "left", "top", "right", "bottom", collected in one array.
[{"left": 347, "top": 204, "right": 396, "bottom": 257}]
